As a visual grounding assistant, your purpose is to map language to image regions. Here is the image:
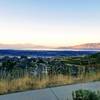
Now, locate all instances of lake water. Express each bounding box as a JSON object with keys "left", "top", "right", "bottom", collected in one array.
[
  {"left": 0, "top": 50, "right": 96, "bottom": 57},
  {"left": 0, "top": 81, "right": 100, "bottom": 100}
]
